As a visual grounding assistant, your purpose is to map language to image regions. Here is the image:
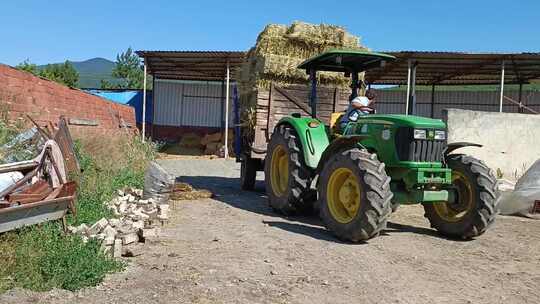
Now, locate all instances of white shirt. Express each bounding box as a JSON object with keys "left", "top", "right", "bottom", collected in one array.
[{"left": 341, "top": 96, "right": 370, "bottom": 125}]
